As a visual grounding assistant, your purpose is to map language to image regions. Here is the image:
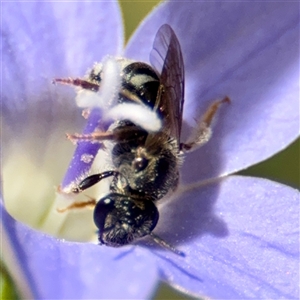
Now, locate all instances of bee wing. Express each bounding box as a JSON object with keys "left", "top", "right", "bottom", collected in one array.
[{"left": 150, "top": 24, "right": 185, "bottom": 144}]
